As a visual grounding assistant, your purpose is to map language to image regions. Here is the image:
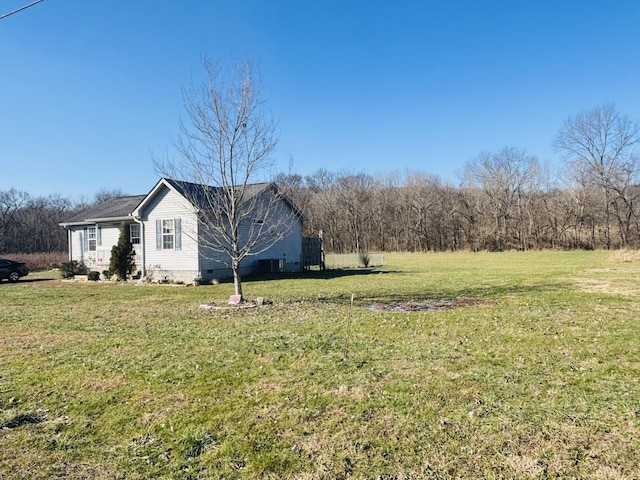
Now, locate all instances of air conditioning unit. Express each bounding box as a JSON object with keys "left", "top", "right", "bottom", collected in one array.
[{"left": 257, "top": 259, "right": 284, "bottom": 273}]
